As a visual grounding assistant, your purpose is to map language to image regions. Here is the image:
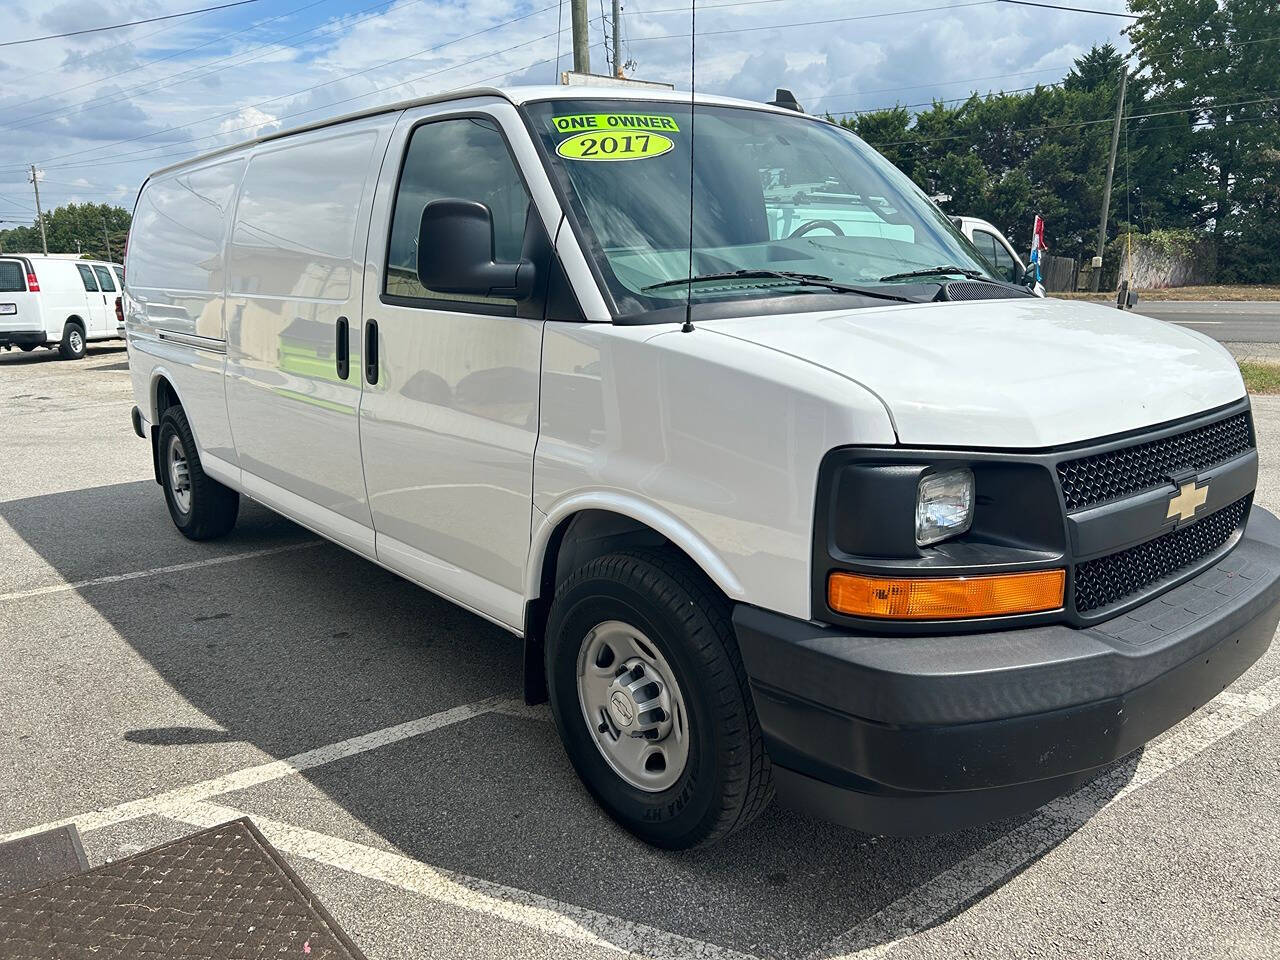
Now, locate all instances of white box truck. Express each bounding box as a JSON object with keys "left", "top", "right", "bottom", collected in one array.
[
  {"left": 0, "top": 255, "right": 125, "bottom": 358},
  {"left": 122, "top": 85, "right": 1280, "bottom": 848}
]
